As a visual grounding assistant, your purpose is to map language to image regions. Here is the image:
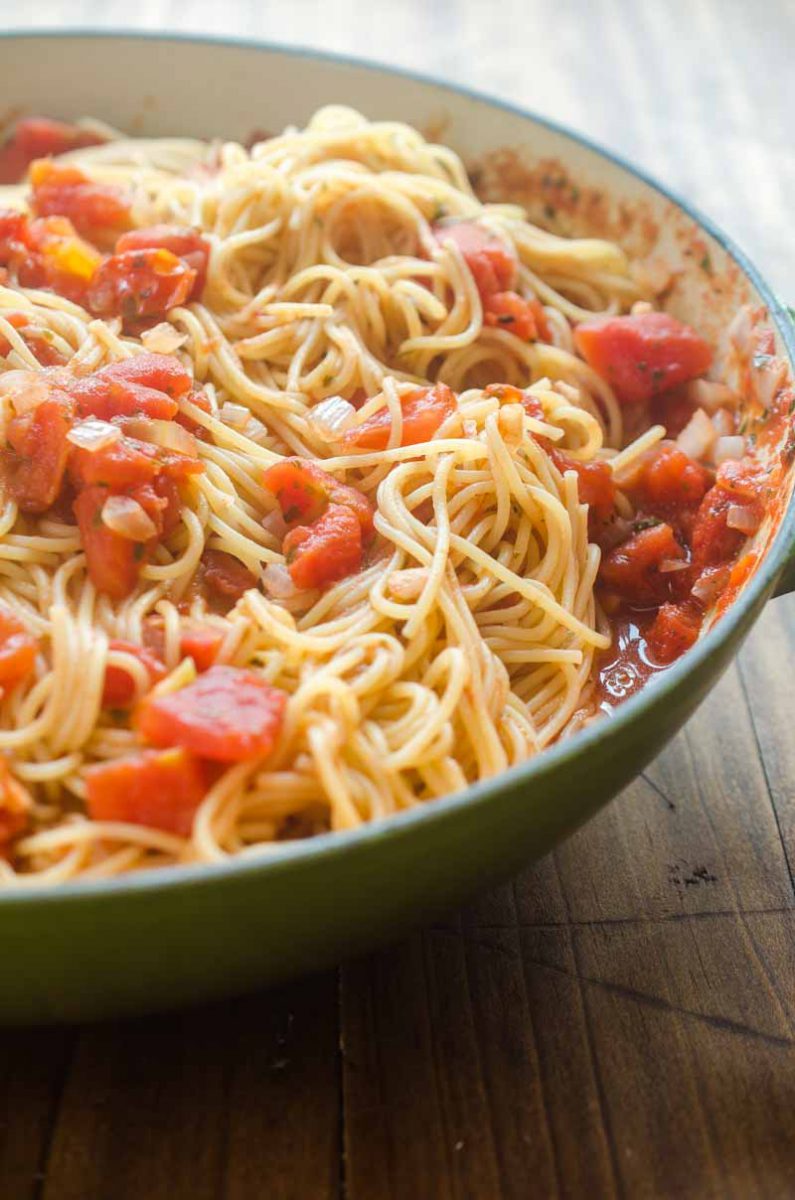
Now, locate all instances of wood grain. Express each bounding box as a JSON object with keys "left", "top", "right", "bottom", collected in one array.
[{"left": 0, "top": 2, "right": 793, "bottom": 1197}]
